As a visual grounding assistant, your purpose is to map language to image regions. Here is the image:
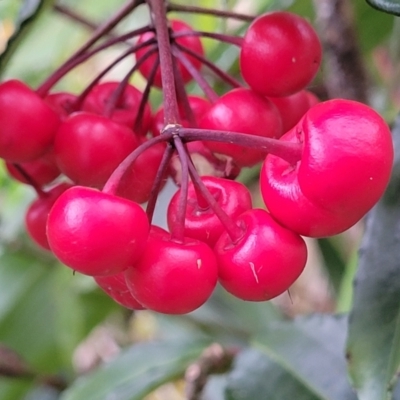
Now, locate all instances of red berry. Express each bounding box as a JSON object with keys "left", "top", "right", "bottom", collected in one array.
[
  {"left": 200, "top": 88, "right": 282, "bottom": 167},
  {"left": 0, "top": 80, "right": 60, "bottom": 162},
  {"left": 45, "top": 92, "right": 78, "bottom": 121},
  {"left": 116, "top": 141, "right": 167, "bottom": 204},
  {"left": 214, "top": 208, "right": 307, "bottom": 301},
  {"left": 54, "top": 112, "right": 139, "bottom": 188},
  {"left": 94, "top": 273, "right": 145, "bottom": 310},
  {"left": 240, "top": 12, "right": 322, "bottom": 97},
  {"left": 125, "top": 227, "right": 218, "bottom": 314},
  {"left": 268, "top": 90, "right": 312, "bottom": 135},
  {"left": 47, "top": 186, "right": 149, "bottom": 276},
  {"left": 167, "top": 176, "right": 252, "bottom": 246},
  {"left": 260, "top": 99, "right": 394, "bottom": 237},
  {"left": 136, "top": 20, "right": 204, "bottom": 88},
  {"left": 6, "top": 151, "right": 60, "bottom": 187},
  {"left": 25, "top": 183, "right": 72, "bottom": 250},
  {"left": 82, "top": 82, "right": 152, "bottom": 136}
]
